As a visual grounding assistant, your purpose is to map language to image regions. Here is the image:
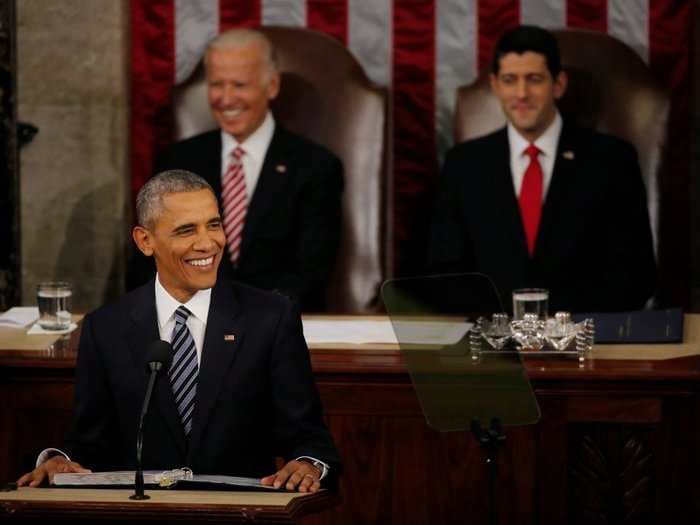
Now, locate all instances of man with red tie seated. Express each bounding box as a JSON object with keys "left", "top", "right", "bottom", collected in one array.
[
  {"left": 18, "top": 171, "right": 340, "bottom": 492},
  {"left": 429, "top": 25, "right": 656, "bottom": 313},
  {"left": 135, "top": 28, "right": 343, "bottom": 312}
]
